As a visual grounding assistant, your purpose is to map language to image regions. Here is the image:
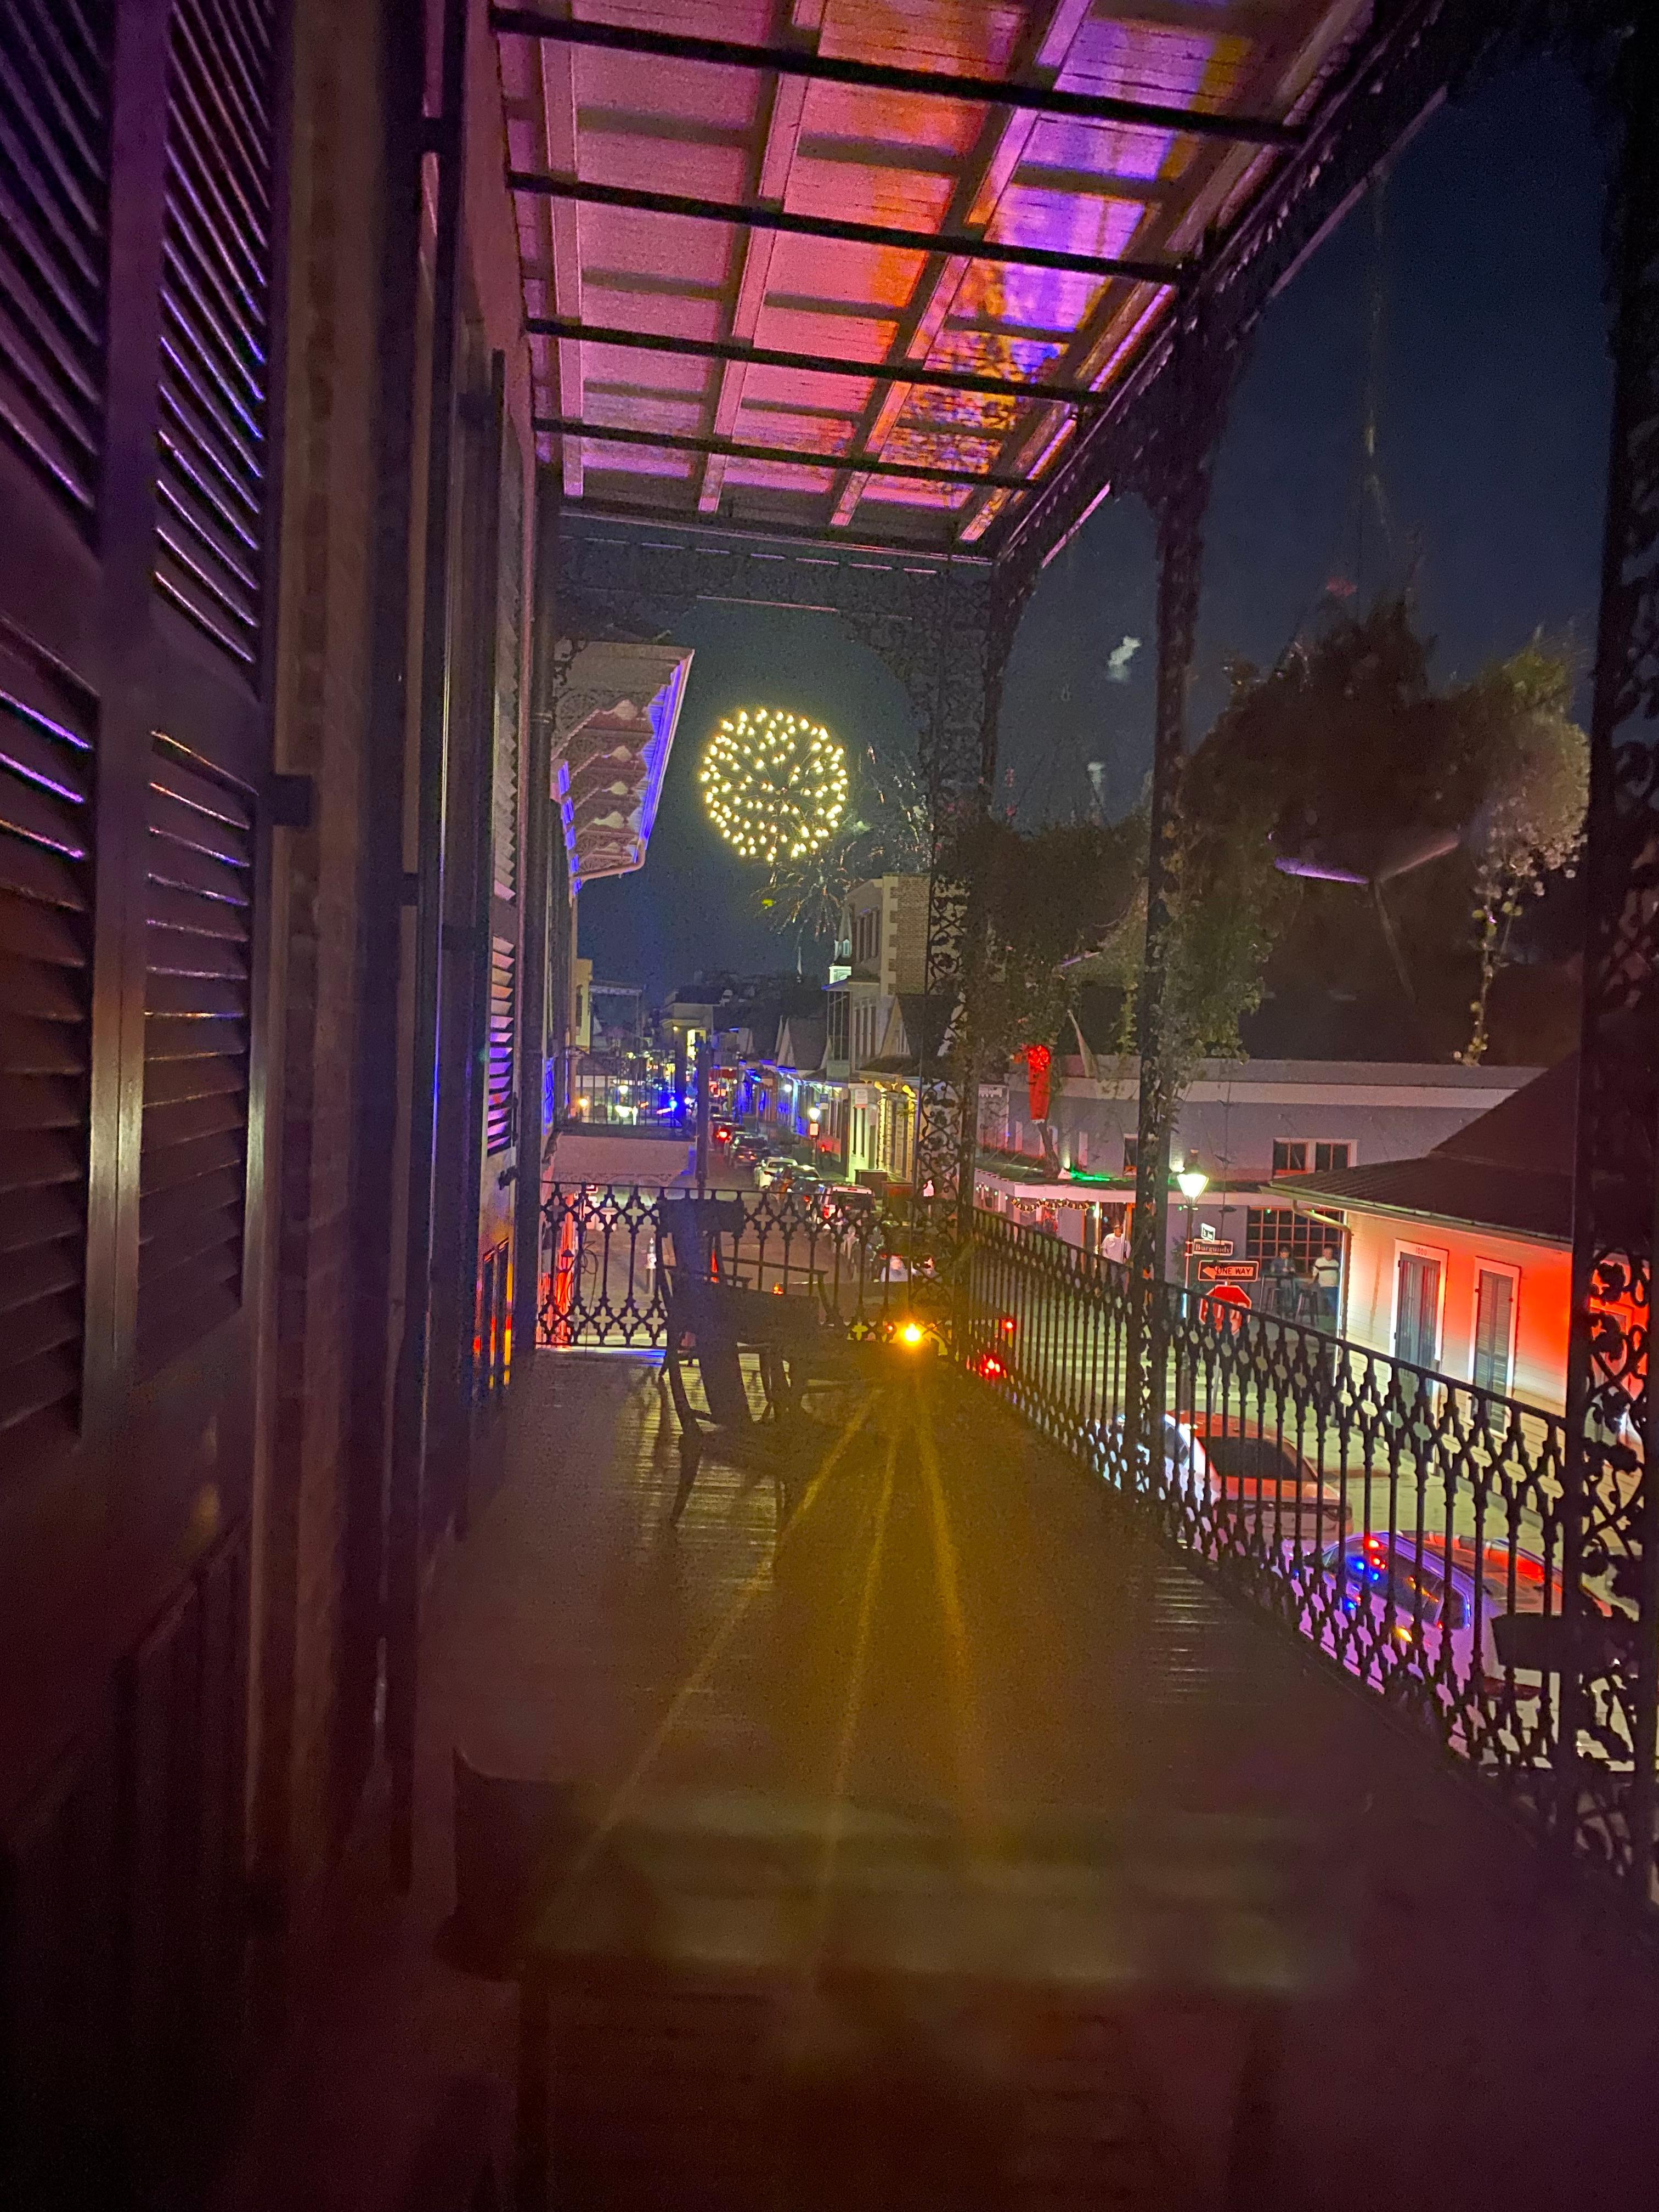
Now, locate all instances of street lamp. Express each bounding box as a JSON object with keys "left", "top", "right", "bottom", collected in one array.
[{"left": 1176, "top": 1162, "right": 1208, "bottom": 1289}]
